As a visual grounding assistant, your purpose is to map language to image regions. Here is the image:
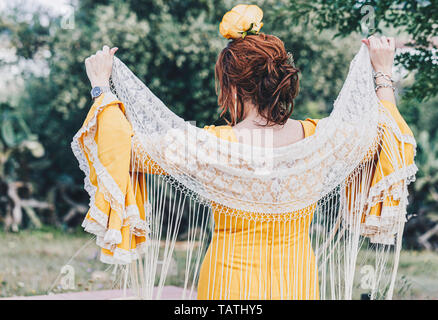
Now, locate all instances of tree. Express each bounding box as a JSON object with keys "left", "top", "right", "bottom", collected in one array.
[
  {"left": 0, "top": 0, "right": 356, "bottom": 229},
  {"left": 0, "top": 102, "right": 52, "bottom": 231},
  {"left": 1, "top": 0, "right": 436, "bottom": 250},
  {"left": 280, "top": 0, "right": 438, "bottom": 101}
]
